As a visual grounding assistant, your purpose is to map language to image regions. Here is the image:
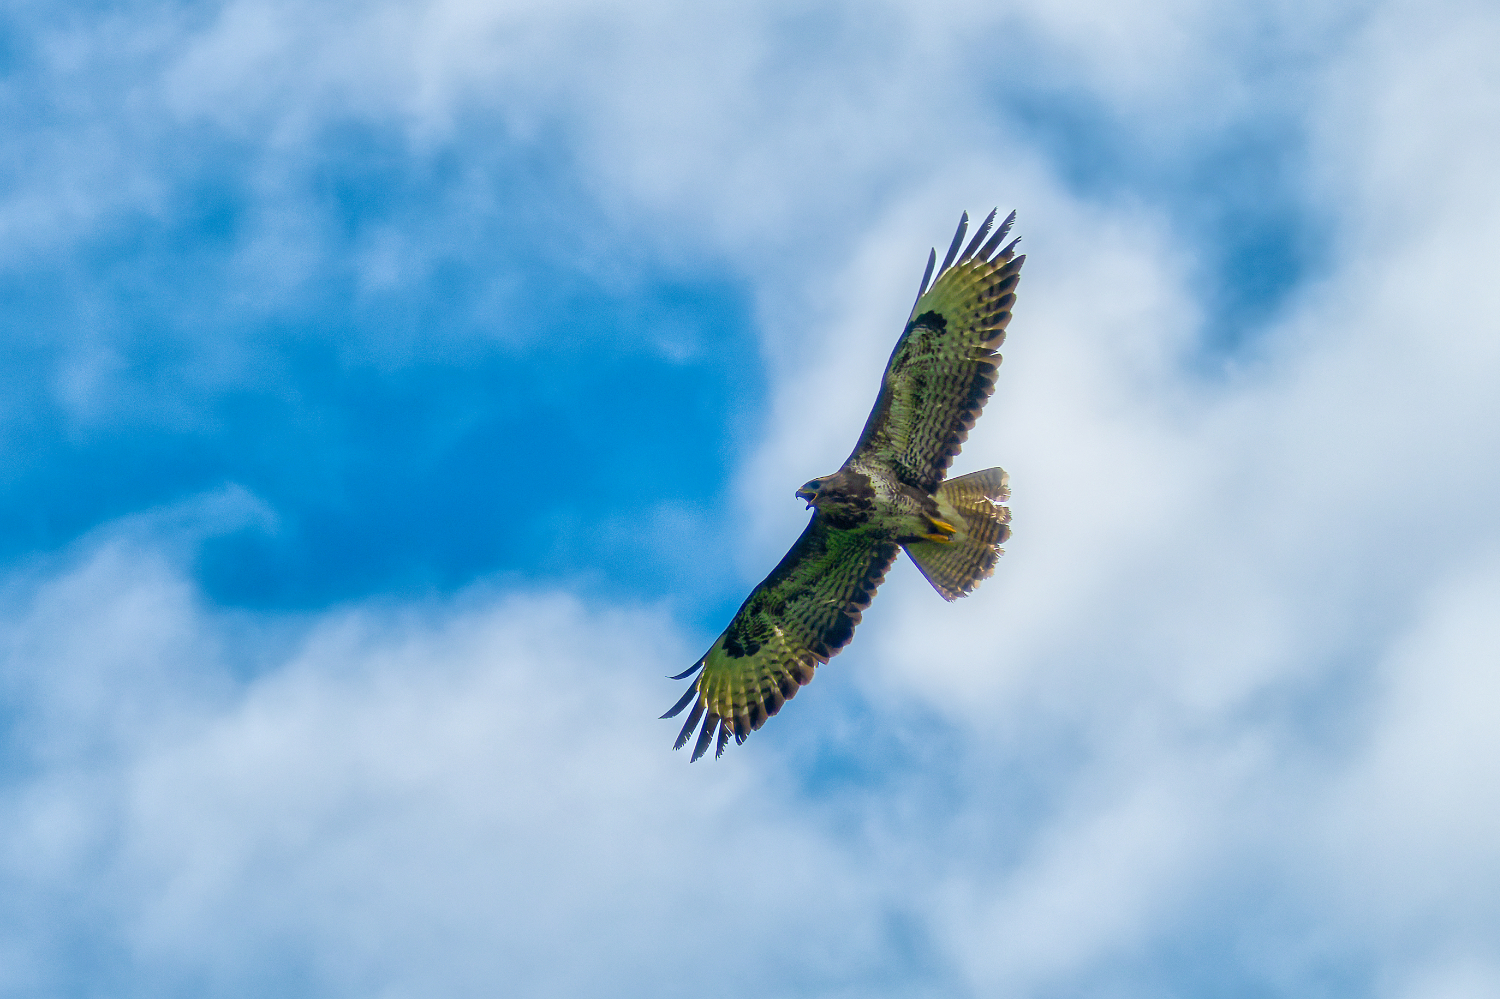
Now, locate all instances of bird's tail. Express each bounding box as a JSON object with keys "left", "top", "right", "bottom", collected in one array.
[{"left": 903, "top": 467, "right": 1011, "bottom": 601}]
